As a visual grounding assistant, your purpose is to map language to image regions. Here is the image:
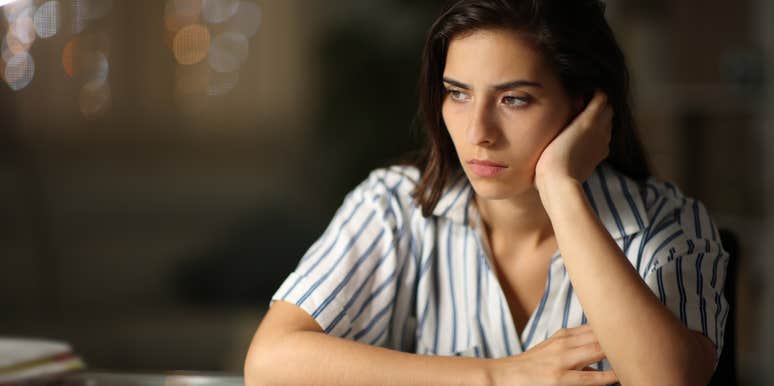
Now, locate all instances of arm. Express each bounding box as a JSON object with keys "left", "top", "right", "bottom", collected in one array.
[
  {"left": 533, "top": 91, "right": 717, "bottom": 386},
  {"left": 537, "top": 176, "right": 716, "bottom": 386},
  {"left": 244, "top": 300, "right": 491, "bottom": 386}
]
